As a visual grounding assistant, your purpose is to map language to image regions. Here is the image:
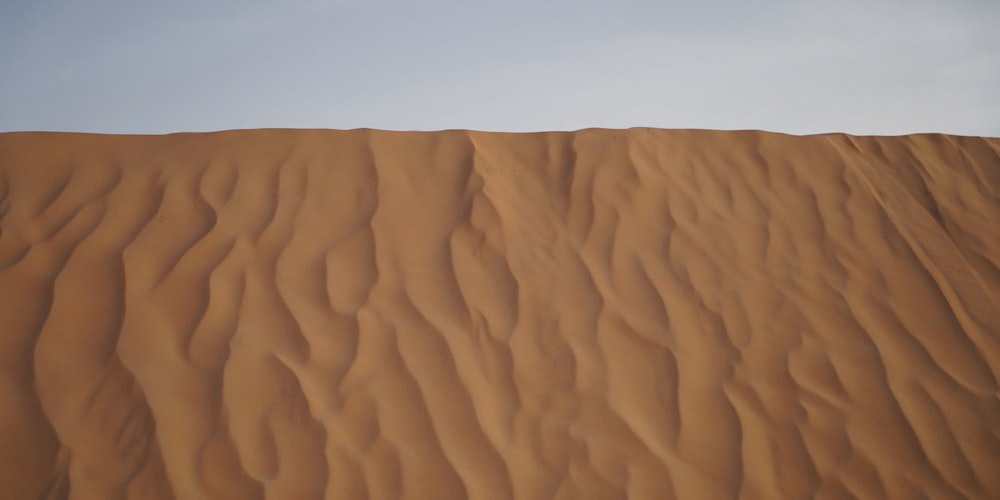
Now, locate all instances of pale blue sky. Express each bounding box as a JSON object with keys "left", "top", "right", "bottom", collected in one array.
[{"left": 2, "top": 0, "right": 998, "bottom": 135}]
